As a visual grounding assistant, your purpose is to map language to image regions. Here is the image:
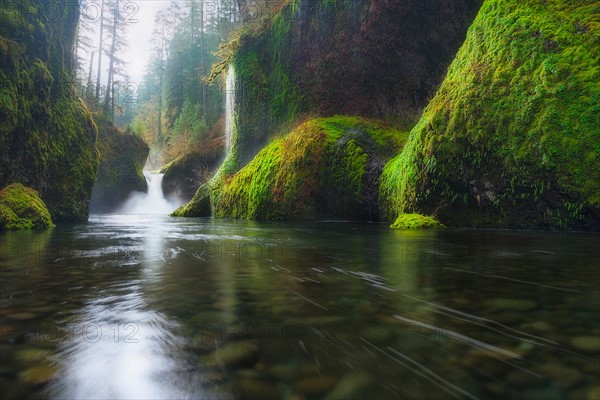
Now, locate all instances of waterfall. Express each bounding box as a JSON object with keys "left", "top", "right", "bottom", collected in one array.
[
  {"left": 225, "top": 64, "right": 236, "bottom": 153},
  {"left": 117, "top": 172, "right": 180, "bottom": 214}
]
